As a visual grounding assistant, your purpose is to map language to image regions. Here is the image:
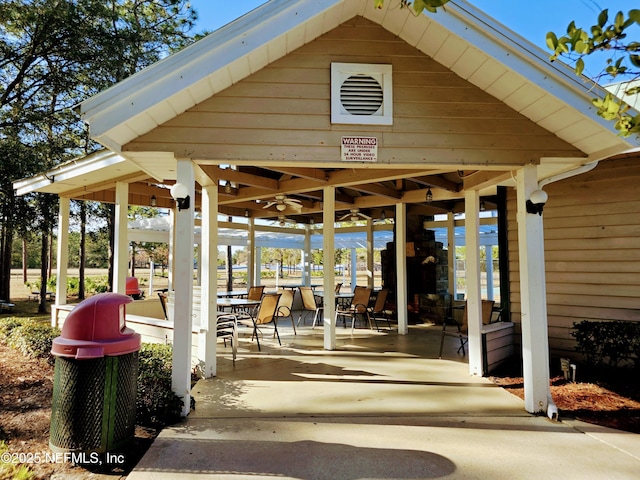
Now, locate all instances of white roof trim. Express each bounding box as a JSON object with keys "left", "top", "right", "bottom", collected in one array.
[
  {"left": 13, "top": 150, "right": 132, "bottom": 196},
  {"left": 81, "top": 0, "right": 344, "bottom": 149}
]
